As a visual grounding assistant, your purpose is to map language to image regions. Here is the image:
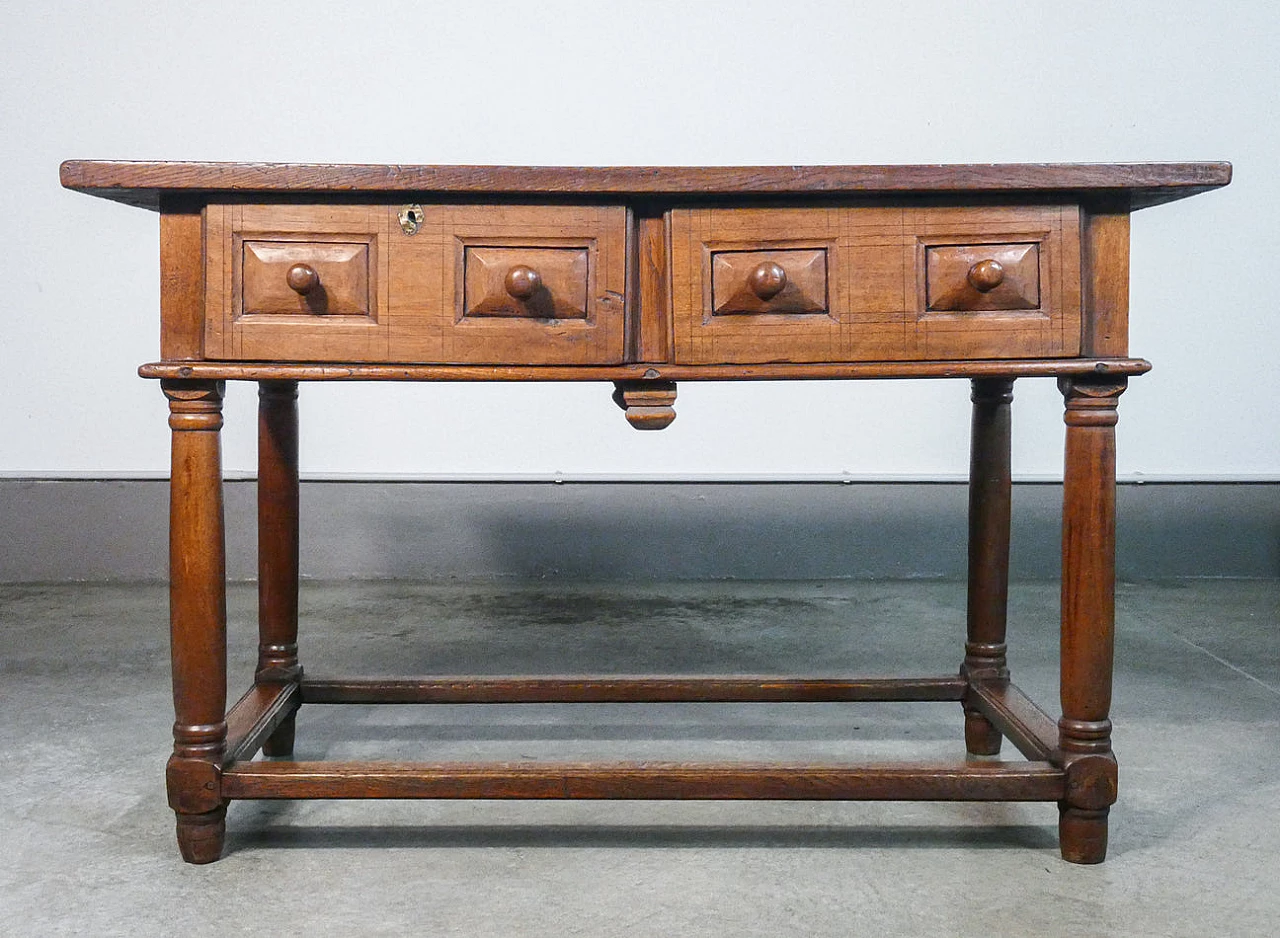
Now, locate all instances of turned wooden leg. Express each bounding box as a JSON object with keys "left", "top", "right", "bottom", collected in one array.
[
  {"left": 962, "top": 378, "right": 1014, "bottom": 756},
  {"left": 256, "top": 381, "right": 301, "bottom": 757},
  {"left": 1057, "top": 376, "right": 1126, "bottom": 864},
  {"left": 162, "top": 379, "right": 229, "bottom": 864}
]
